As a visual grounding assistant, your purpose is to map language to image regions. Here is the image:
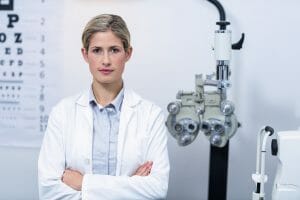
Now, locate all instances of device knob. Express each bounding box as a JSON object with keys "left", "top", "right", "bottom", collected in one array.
[{"left": 271, "top": 139, "right": 278, "bottom": 156}]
